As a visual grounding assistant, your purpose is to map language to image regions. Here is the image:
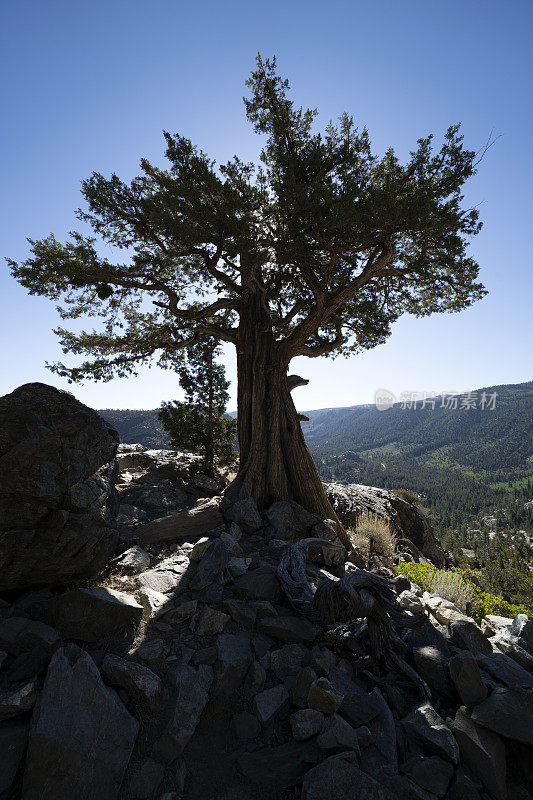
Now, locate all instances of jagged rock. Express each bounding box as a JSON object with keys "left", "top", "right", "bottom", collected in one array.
[
  {"left": 413, "top": 646, "right": 455, "bottom": 698},
  {"left": 291, "top": 708, "right": 324, "bottom": 740},
  {"left": 214, "top": 633, "right": 252, "bottom": 696},
  {"left": 129, "top": 637, "right": 164, "bottom": 663},
  {"left": 138, "top": 553, "right": 190, "bottom": 594},
  {"left": 0, "top": 383, "right": 119, "bottom": 591},
  {"left": 136, "top": 497, "right": 224, "bottom": 543},
  {"left": 223, "top": 598, "right": 257, "bottom": 630},
  {"left": 224, "top": 498, "right": 263, "bottom": 532},
  {"left": 401, "top": 755, "right": 454, "bottom": 797},
  {"left": 124, "top": 758, "right": 165, "bottom": 799},
  {"left": 0, "top": 719, "right": 29, "bottom": 797},
  {"left": 359, "top": 688, "right": 397, "bottom": 777},
  {"left": 237, "top": 741, "right": 319, "bottom": 789},
  {"left": 188, "top": 537, "right": 212, "bottom": 561},
  {"left": 232, "top": 711, "right": 261, "bottom": 740},
  {"left": 228, "top": 556, "right": 252, "bottom": 577},
  {"left": 232, "top": 566, "right": 283, "bottom": 602},
  {"left": 113, "top": 546, "right": 150, "bottom": 573},
  {"left": 471, "top": 688, "right": 533, "bottom": 746},
  {"left": 193, "top": 606, "right": 230, "bottom": 636},
  {"left": 257, "top": 615, "right": 319, "bottom": 645},
  {"left": 253, "top": 684, "right": 289, "bottom": 725},
  {"left": 291, "top": 666, "right": 318, "bottom": 708},
  {"left": 448, "top": 652, "right": 488, "bottom": 706},
  {"left": 162, "top": 599, "right": 198, "bottom": 625},
  {"left": 325, "top": 482, "right": 446, "bottom": 566},
  {"left": 423, "top": 593, "right": 467, "bottom": 626},
  {"left": 100, "top": 654, "right": 162, "bottom": 707},
  {"left": 450, "top": 619, "right": 493, "bottom": 656},
  {"left": 398, "top": 590, "right": 425, "bottom": 613},
  {"left": 32, "top": 587, "right": 143, "bottom": 643},
  {"left": 189, "top": 538, "right": 229, "bottom": 590},
  {"left": 243, "top": 660, "right": 266, "bottom": 700},
  {"left": 476, "top": 651, "right": 533, "bottom": 690},
  {"left": 310, "top": 645, "right": 336, "bottom": 676},
  {"left": 402, "top": 703, "right": 459, "bottom": 763},
  {"left": 490, "top": 628, "right": 533, "bottom": 671},
  {"left": 307, "top": 677, "right": 343, "bottom": 714},
  {"left": 0, "top": 680, "right": 38, "bottom": 721},
  {"left": 270, "top": 643, "right": 308, "bottom": 680},
  {"left": 449, "top": 707, "right": 507, "bottom": 800},
  {"left": 336, "top": 681, "right": 384, "bottom": 729},
  {"left": 265, "top": 501, "right": 326, "bottom": 541},
  {"left": 154, "top": 662, "right": 213, "bottom": 760},
  {"left": 481, "top": 615, "right": 513, "bottom": 637},
  {"left": 22, "top": 644, "right": 138, "bottom": 800},
  {"left": 317, "top": 713, "right": 359, "bottom": 754},
  {"left": 510, "top": 614, "right": 533, "bottom": 653},
  {"left": 301, "top": 751, "right": 385, "bottom": 800},
  {"left": 0, "top": 617, "right": 61, "bottom": 656}
]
